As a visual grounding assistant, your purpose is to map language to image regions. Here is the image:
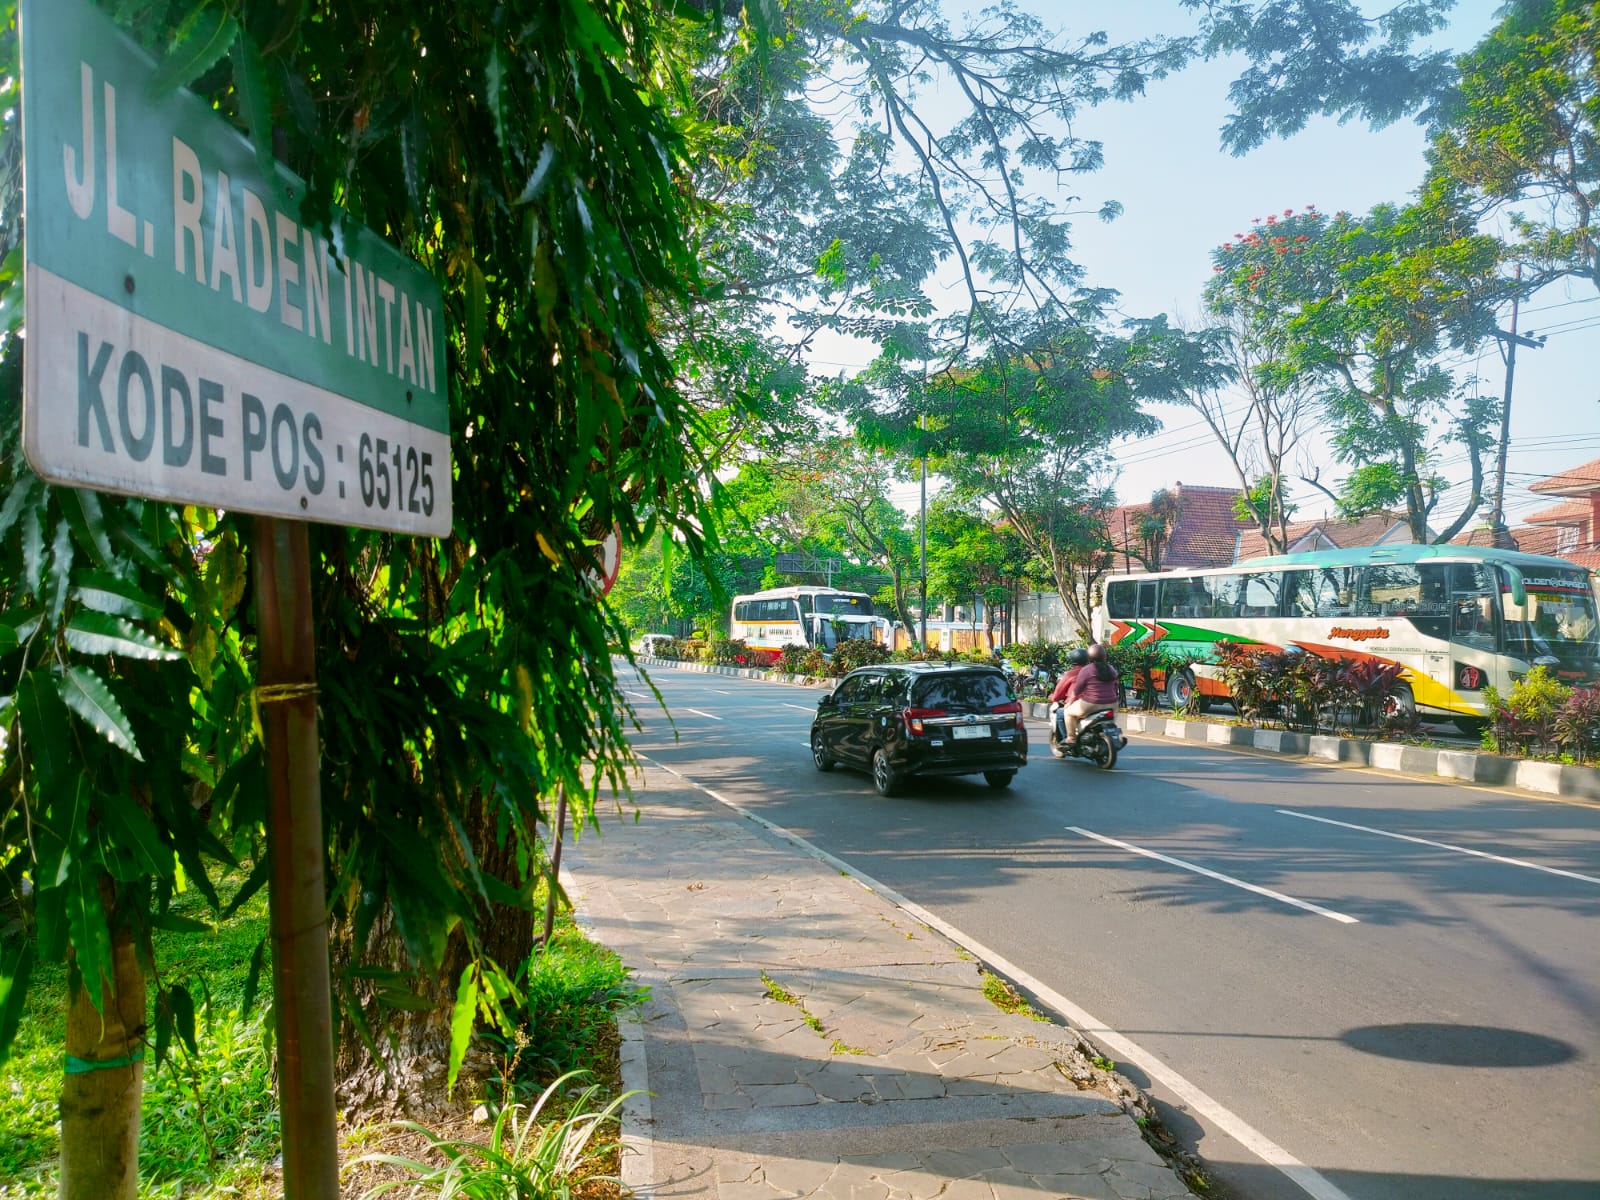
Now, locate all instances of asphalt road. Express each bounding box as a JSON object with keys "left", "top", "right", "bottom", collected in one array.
[{"left": 615, "top": 664, "right": 1600, "bottom": 1200}]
